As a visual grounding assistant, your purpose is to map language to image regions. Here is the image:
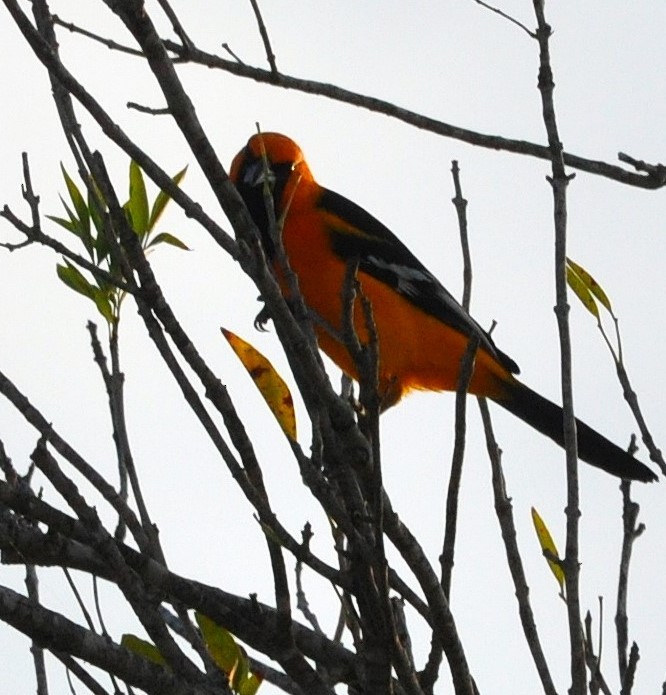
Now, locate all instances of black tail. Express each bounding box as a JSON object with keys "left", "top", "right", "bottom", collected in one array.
[{"left": 493, "top": 381, "right": 657, "bottom": 482}]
